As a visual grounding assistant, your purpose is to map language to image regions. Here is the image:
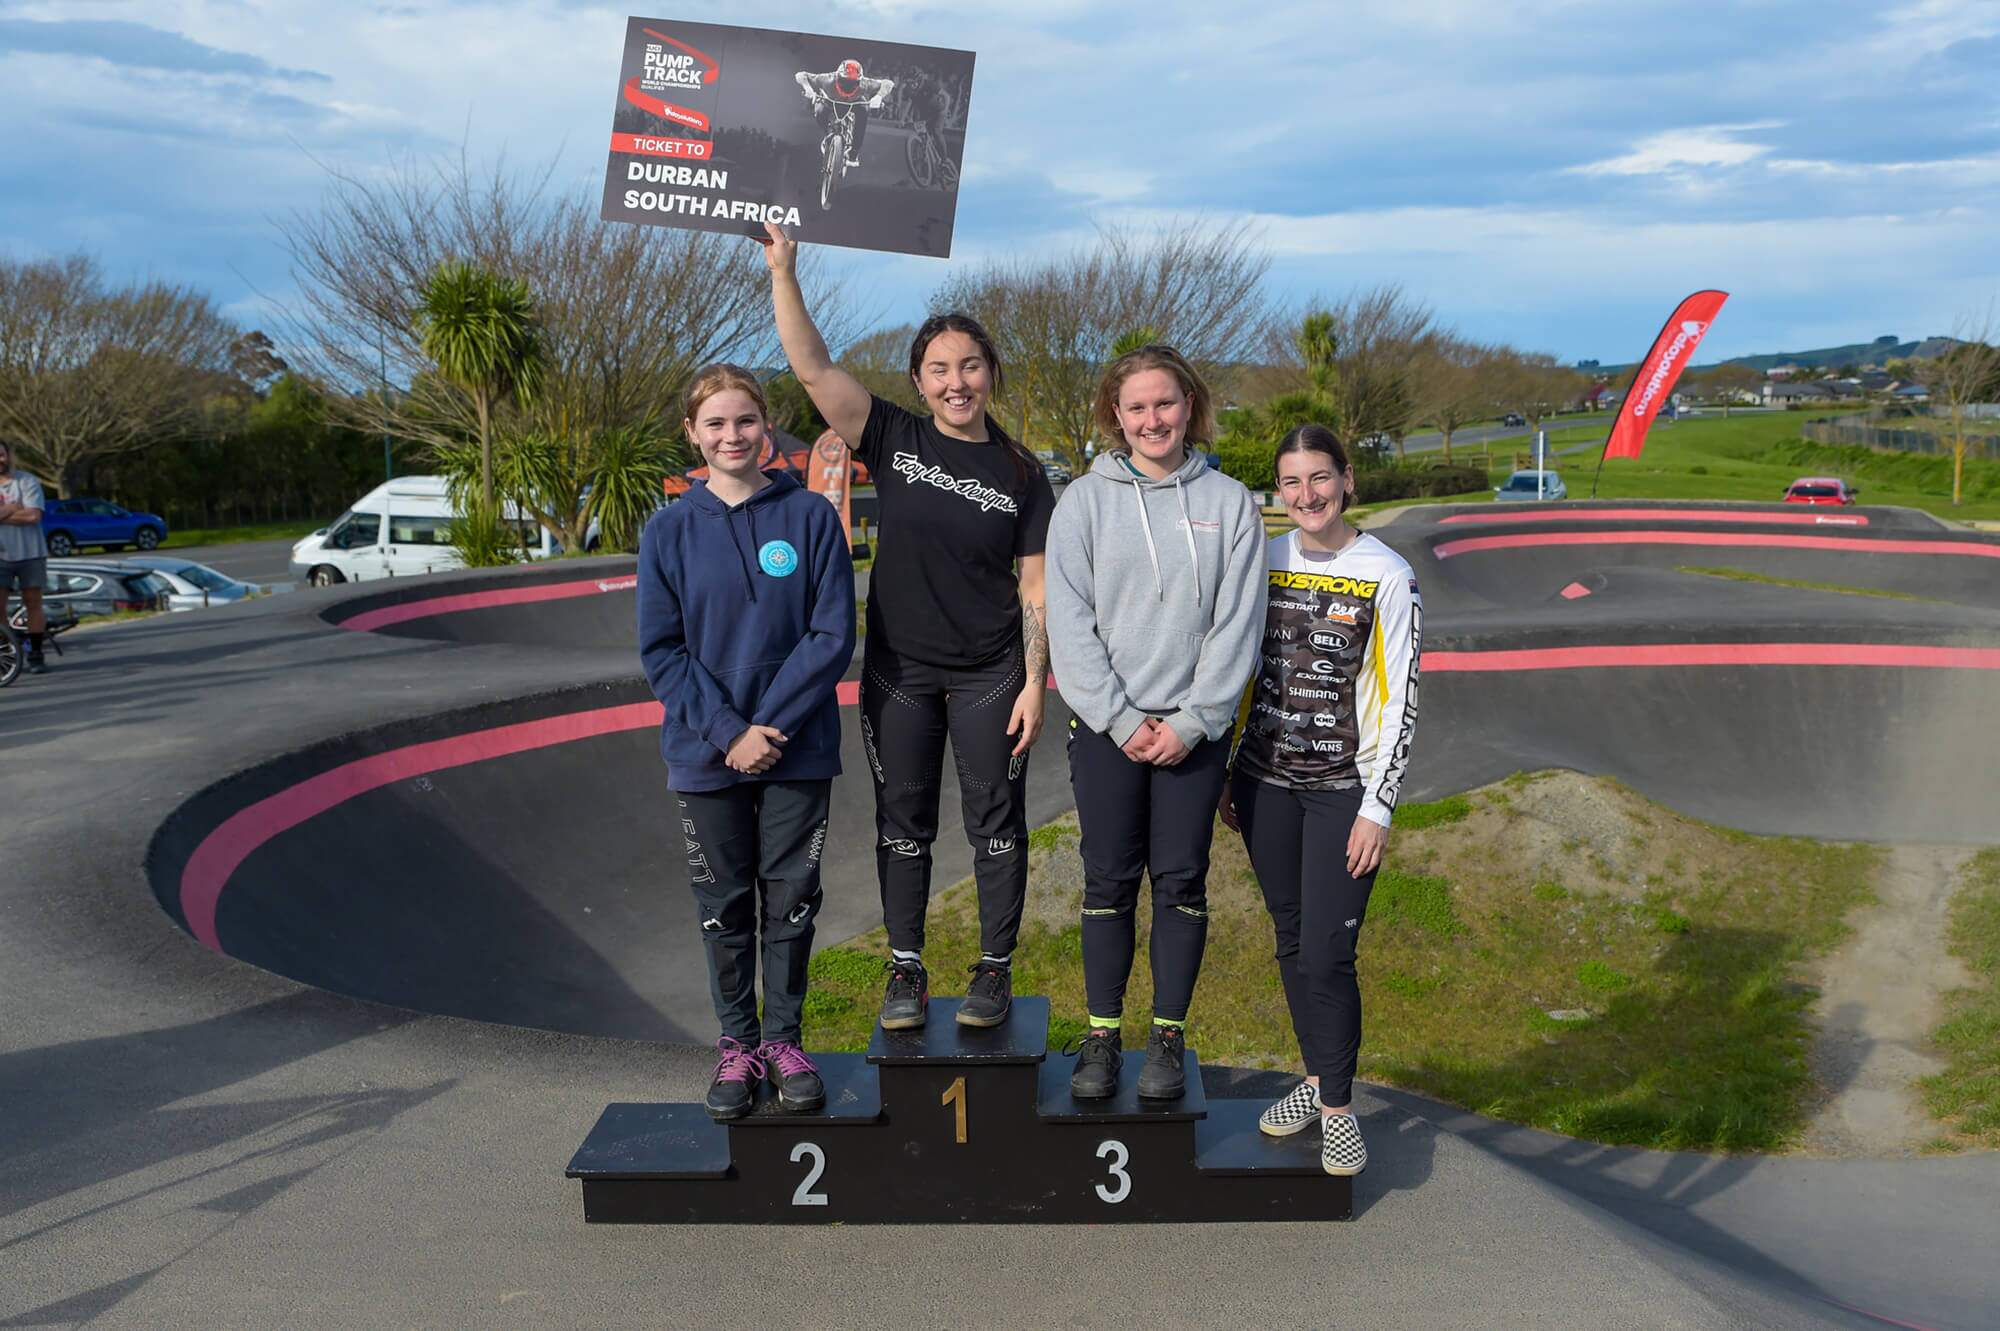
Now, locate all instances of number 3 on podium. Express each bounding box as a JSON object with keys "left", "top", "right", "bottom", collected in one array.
[{"left": 1095, "top": 1140, "right": 1131, "bottom": 1204}]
